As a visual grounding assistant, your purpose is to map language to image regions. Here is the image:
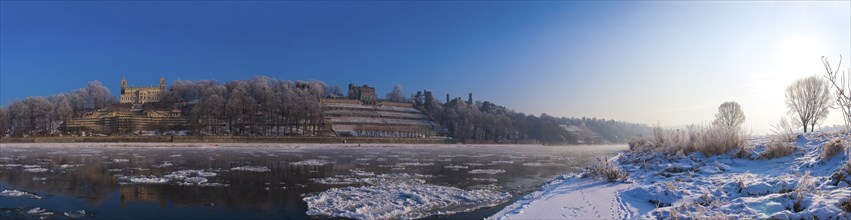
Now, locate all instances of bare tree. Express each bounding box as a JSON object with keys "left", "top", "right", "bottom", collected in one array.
[
  {"left": 386, "top": 85, "right": 405, "bottom": 102},
  {"left": 712, "top": 101, "right": 745, "bottom": 128},
  {"left": 0, "top": 107, "right": 6, "bottom": 137},
  {"left": 822, "top": 55, "right": 851, "bottom": 132},
  {"left": 786, "top": 76, "right": 833, "bottom": 132}
]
